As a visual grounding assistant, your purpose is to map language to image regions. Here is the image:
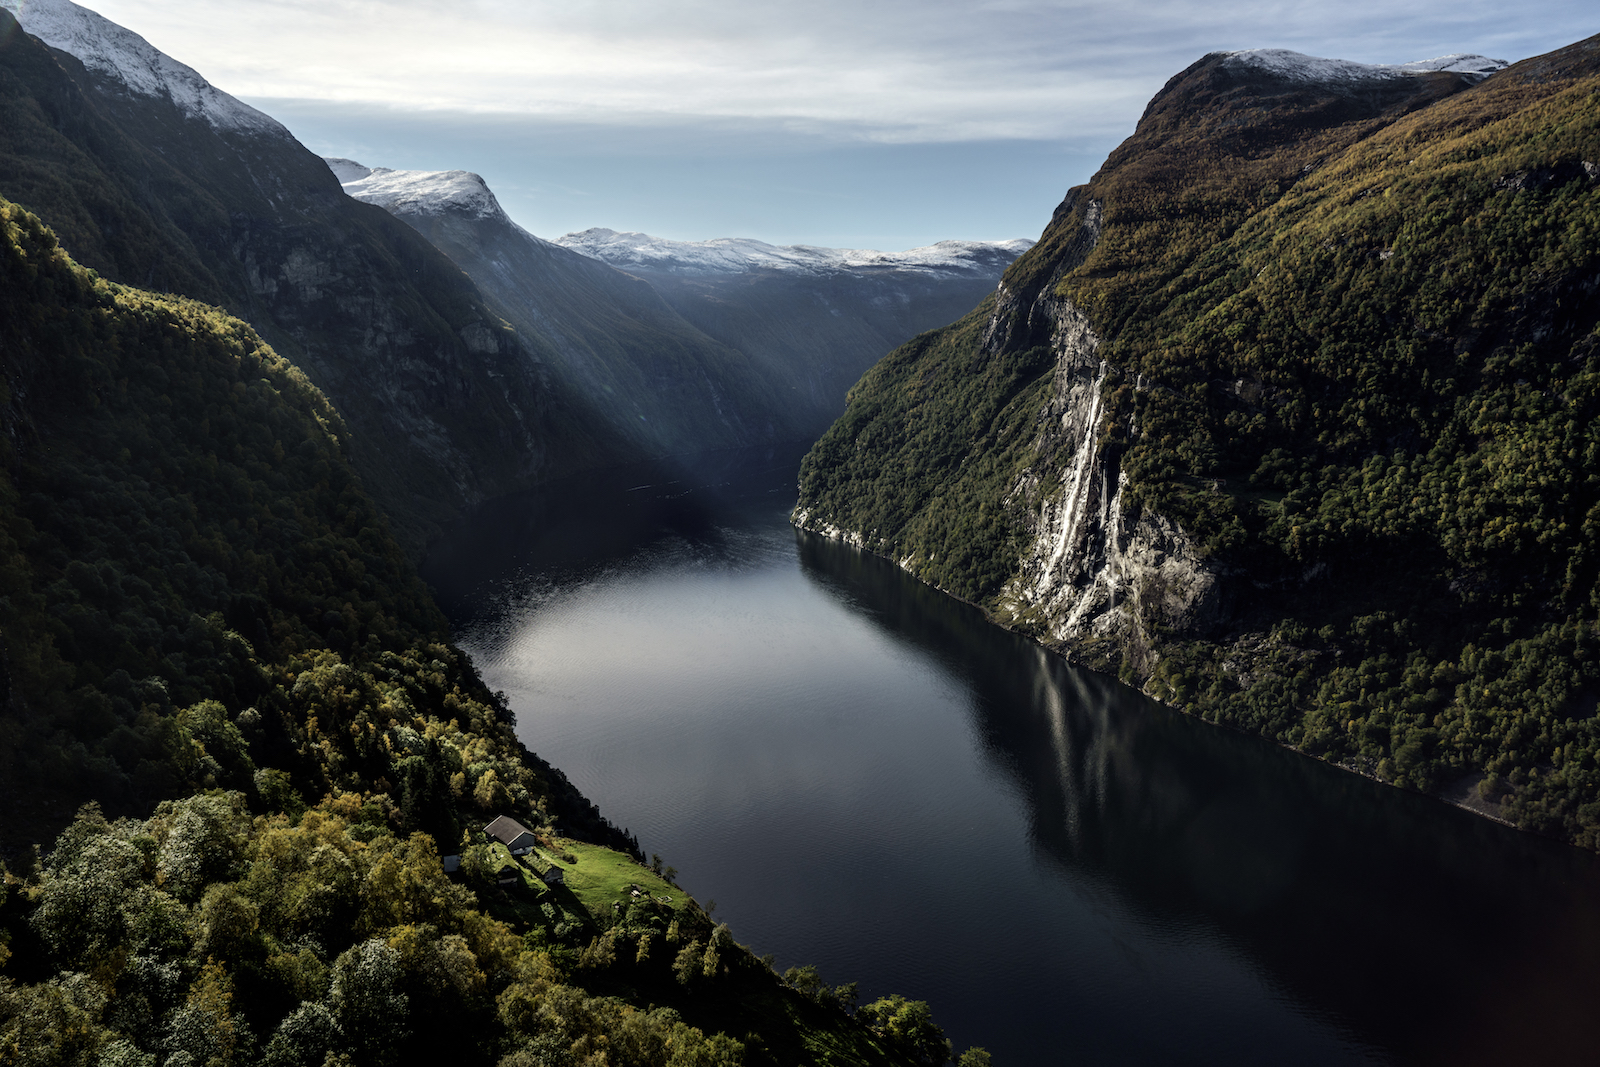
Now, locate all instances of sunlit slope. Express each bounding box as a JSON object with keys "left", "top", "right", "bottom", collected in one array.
[
  {"left": 797, "top": 36, "right": 1600, "bottom": 844},
  {"left": 385, "top": 196, "right": 800, "bottom": 454},
  {"left": 338, "top": 164, "right": 1028, "bottom": 454}
]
